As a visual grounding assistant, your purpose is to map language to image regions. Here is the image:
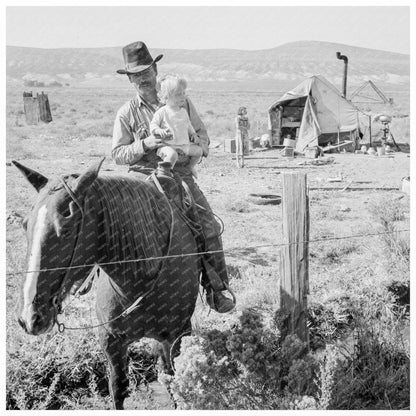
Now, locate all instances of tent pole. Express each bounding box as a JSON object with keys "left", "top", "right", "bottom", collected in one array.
[
  {"left": 337, "top": 128, "right": 340, "bottom": 152},
  {"left": 368, "top": 115, "right": 372, "bottom": 147}
]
